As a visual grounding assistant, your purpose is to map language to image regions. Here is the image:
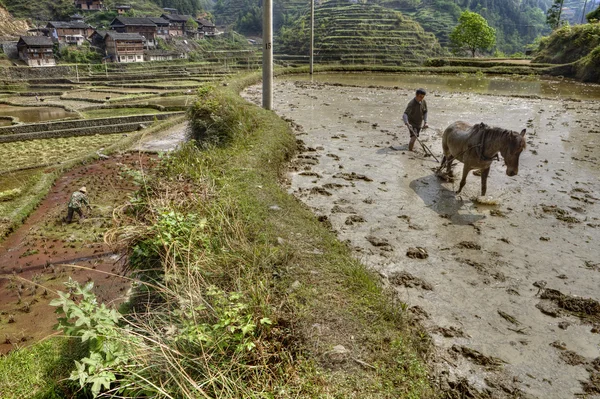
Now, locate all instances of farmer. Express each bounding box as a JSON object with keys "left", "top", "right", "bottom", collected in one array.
[
  {"left": 65, "top": 186, "right": 91, "bottom": 223},
  {"left": 402, "top": 88, "right": 429, "bottom": 151}
]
